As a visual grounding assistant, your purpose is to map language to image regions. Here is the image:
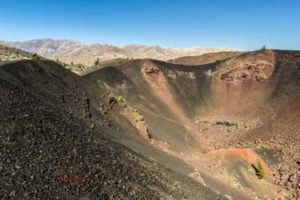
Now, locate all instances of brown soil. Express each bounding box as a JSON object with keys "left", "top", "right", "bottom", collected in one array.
[{"left": 86, "top": 49, "right": 300, "bottom": 199}]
